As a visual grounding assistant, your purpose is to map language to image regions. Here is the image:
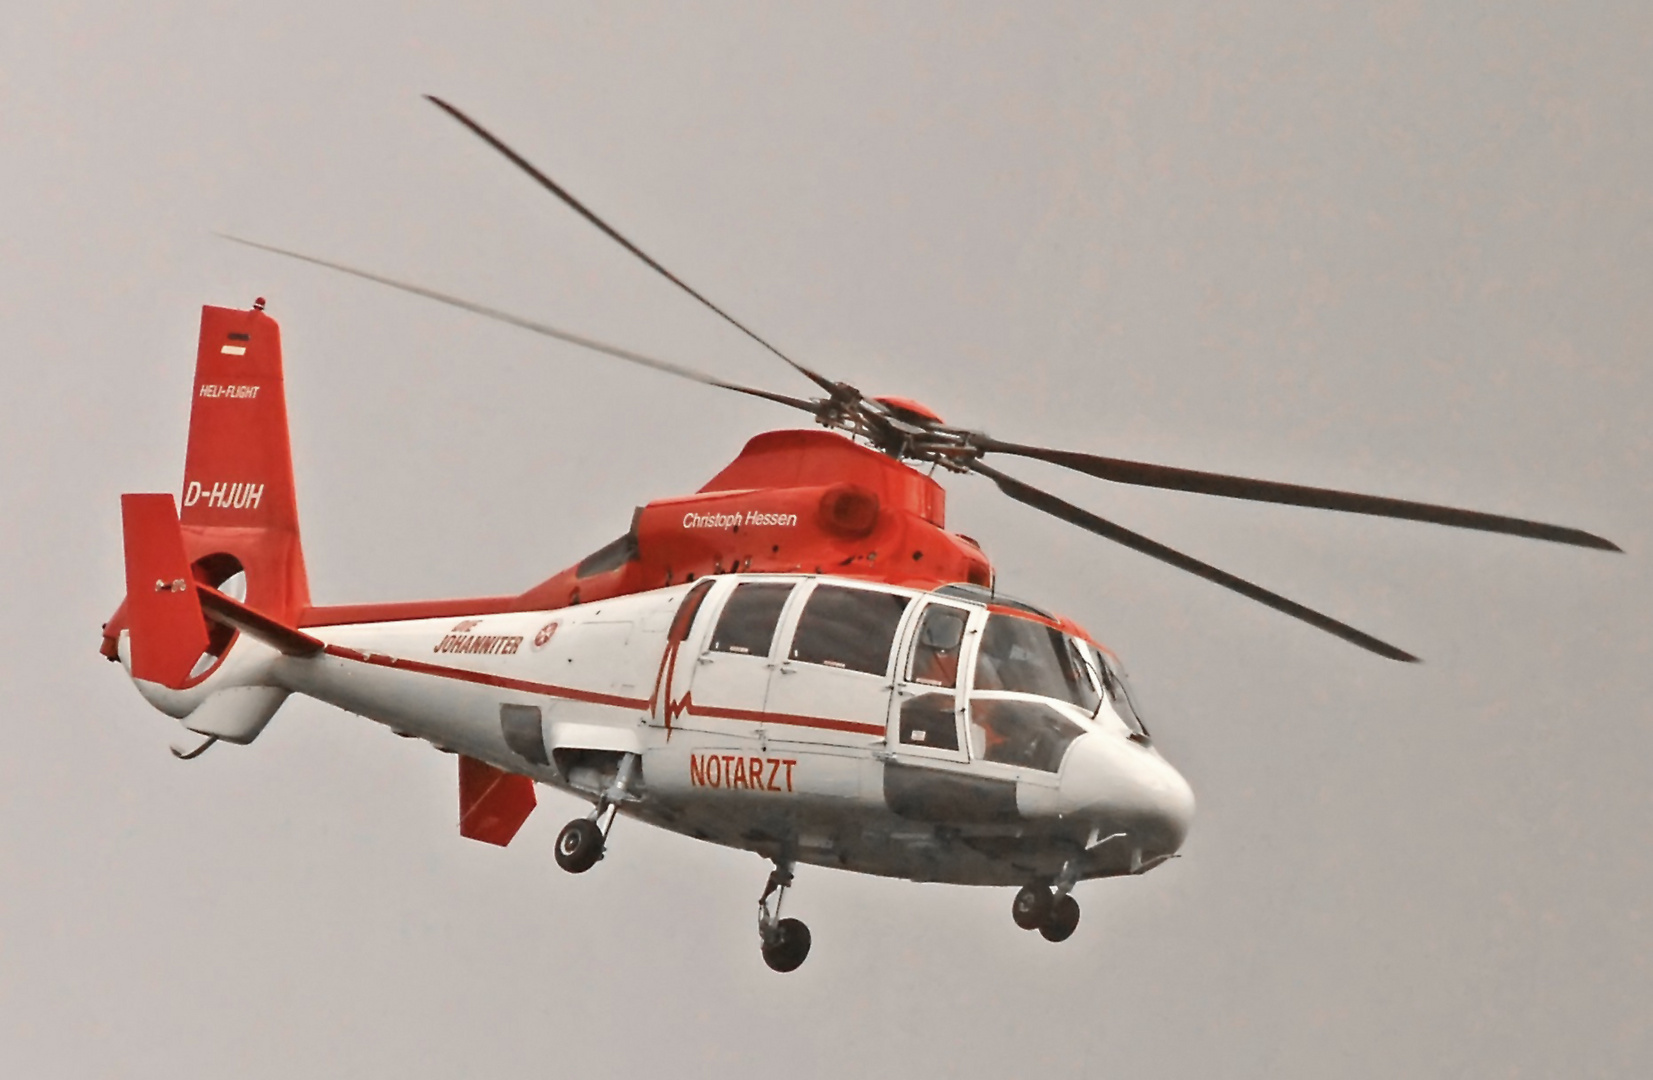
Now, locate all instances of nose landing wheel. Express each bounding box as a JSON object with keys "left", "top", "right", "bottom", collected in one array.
[
  {"left": 1012, "top": 884, "right": 1052, "bottom": 930},
  {"left": 1040, "top": 895, "right": 1080, "bottom": 942},
  {"left": 762, "top": 917, "right": 812, "bottom": 973},
  {"left": 758, "top": 860, "right": 812, "bottom": 972},
  {"left": 1012, "top": 884, "right": 1081, "bottom": 942}
]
